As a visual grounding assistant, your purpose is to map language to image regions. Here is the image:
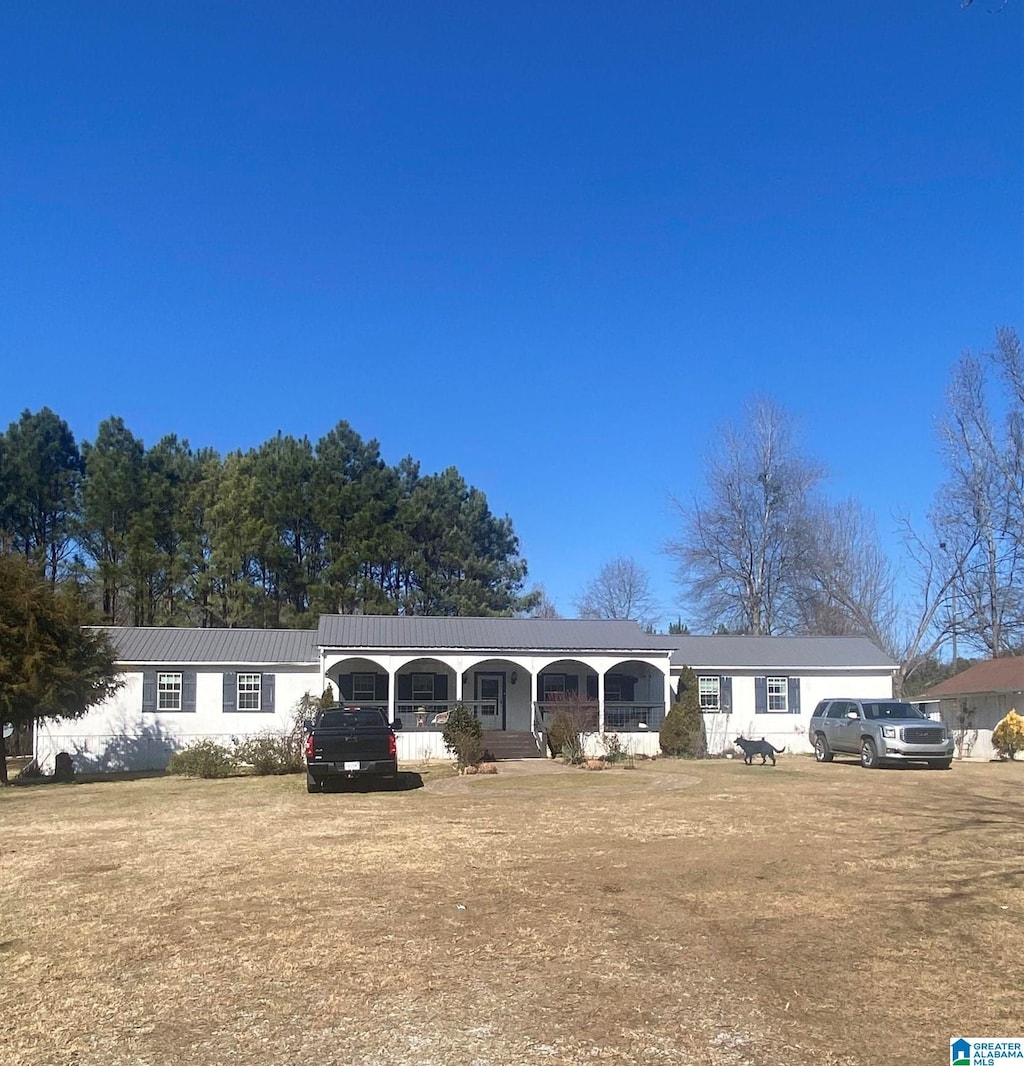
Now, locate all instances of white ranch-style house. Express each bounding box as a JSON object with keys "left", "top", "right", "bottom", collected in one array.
[{"left": 33, "top": 618, "right": 897, "bottom": 773}]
